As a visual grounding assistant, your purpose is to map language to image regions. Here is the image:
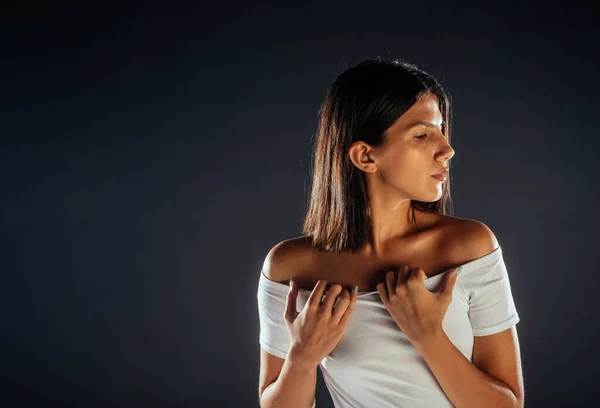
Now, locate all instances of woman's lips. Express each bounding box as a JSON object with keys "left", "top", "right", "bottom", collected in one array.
[{"left": 431, "top": 173, "right": 447, "bottom": 182}]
